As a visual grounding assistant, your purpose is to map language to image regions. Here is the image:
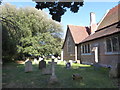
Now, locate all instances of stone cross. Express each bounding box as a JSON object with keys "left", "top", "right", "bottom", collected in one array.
[
  {"left": 48, "top": 59, "right": 58, "bottom": 84},
  {"left": 48, "top": 59, "right": 57, "bottom": 76}
]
